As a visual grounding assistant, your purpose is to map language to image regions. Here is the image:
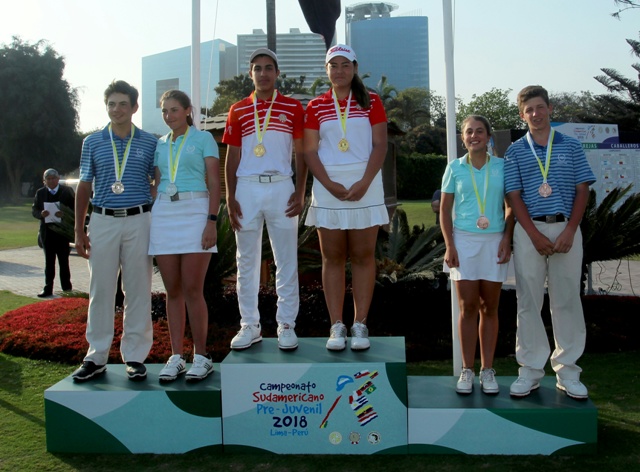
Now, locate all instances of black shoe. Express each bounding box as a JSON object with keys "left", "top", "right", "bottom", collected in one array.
[
  {"left": 72, "top": 361, "right": 106, "bottom": 382},
  {"left": 125, "top": 362, "right": 147, "bottom": 381},
  {"left": 37, "top": 289, "right": 53, "bottom": 298},
  {"left": 62, "top": 286, "right": 73, "bottom": 292}
]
